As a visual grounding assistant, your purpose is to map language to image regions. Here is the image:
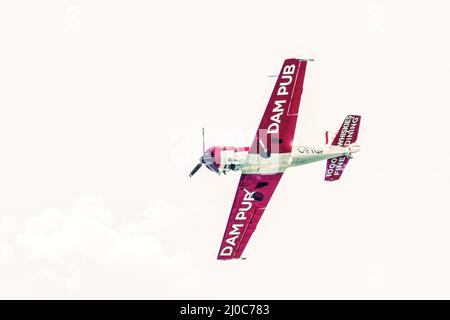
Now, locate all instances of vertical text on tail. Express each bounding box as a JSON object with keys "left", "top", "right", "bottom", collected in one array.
[{"left": 325, "top": 115, "right": 361, "bottom": 181}]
